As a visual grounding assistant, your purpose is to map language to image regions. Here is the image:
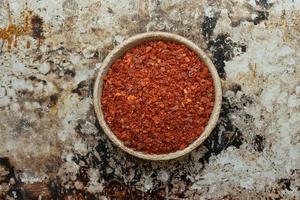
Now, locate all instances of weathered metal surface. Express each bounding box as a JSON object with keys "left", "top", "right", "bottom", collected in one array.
[{"left": 0, "top": 0, "right": 299, "bottom": 199}]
